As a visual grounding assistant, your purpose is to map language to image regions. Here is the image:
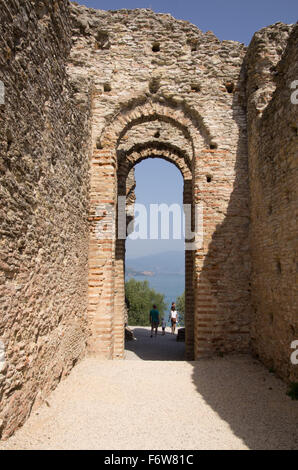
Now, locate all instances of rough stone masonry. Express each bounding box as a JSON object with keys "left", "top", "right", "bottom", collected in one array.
[{"left": 0, "top": 0, "right": 297, "bottom": 439}]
